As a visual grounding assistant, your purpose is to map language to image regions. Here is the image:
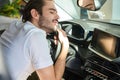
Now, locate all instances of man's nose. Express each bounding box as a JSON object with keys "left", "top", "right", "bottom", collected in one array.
[{"left": 55, "top": 13, "right": 60, "bottom": 20}]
